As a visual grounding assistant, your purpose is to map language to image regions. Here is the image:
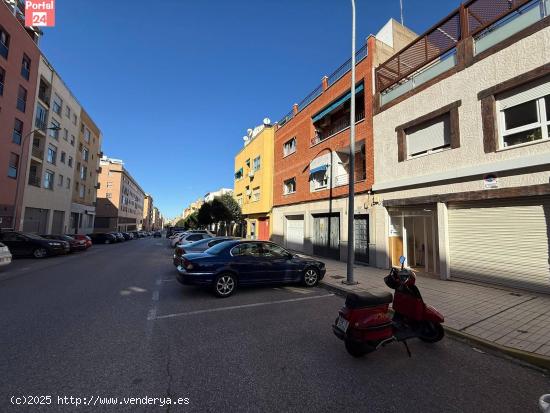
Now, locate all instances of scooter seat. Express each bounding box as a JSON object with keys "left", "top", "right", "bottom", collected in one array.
[{"left": 345, "top": 291, "right": 393, "bottom": 309}]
